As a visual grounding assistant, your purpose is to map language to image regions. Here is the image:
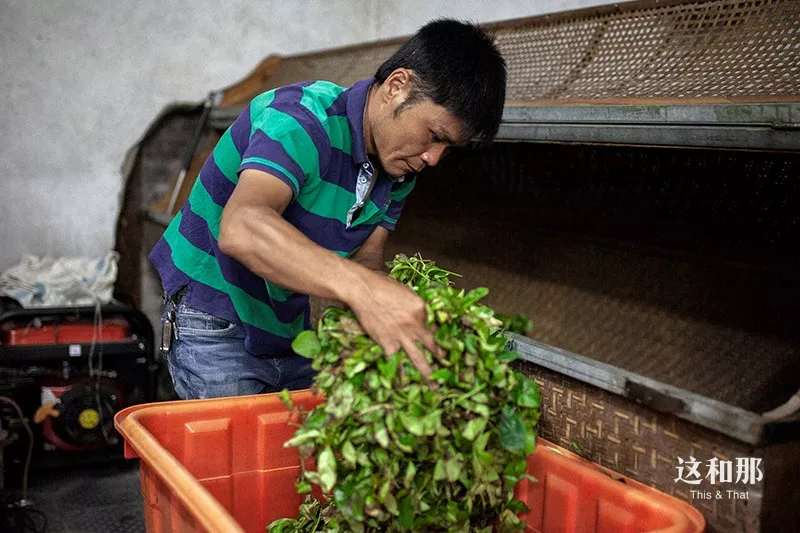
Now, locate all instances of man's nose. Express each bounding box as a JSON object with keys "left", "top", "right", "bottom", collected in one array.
[{"left": 420, "top": 144, "right": 448, "bottom": 167}]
